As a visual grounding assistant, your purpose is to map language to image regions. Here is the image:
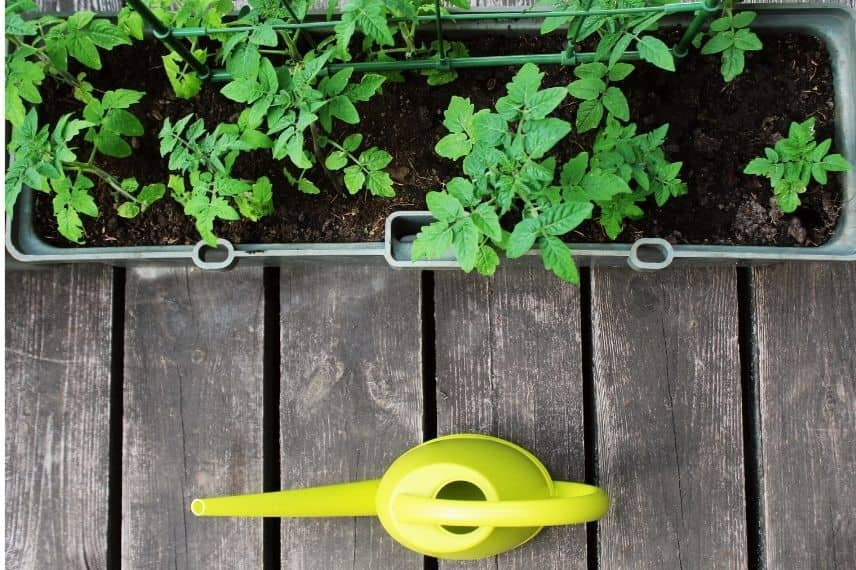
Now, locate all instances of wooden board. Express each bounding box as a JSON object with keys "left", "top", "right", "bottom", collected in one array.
[
  {"left": 121, "top": 267, "right": 265, "bottom": 569},
  {"left": 279, "top": 266, "right": 423, "bottom": 569},
  {"left": 434, "top": 266, "right": 588, "bottom": 570},
  {"left": 752, "top": 263, "right": 856, "bottom": 569},
  {"left": 591, "top": 268, "right": 746, "bottom": 569},
  {"left": 5, "top": 266, "right": 113, "bottom": 569}
]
